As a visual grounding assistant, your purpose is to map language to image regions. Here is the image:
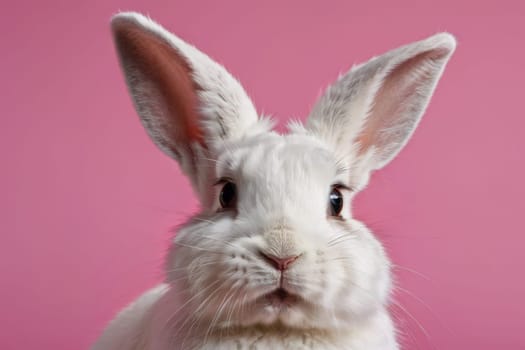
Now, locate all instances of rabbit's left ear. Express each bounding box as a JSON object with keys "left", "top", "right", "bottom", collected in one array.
[{"left": 306, "top": 33, "right": 456, "bottom": 189}]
